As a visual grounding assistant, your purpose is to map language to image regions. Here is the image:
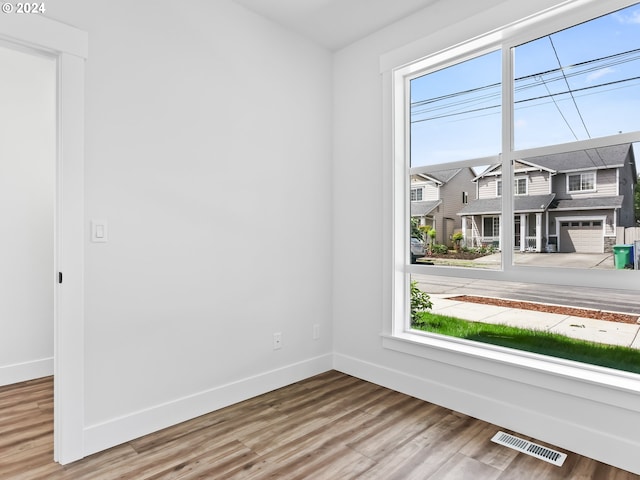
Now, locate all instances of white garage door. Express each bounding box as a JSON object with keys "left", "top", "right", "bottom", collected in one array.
[{"left": 559, "top": 221, "right": 603, "bottom": 253}]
